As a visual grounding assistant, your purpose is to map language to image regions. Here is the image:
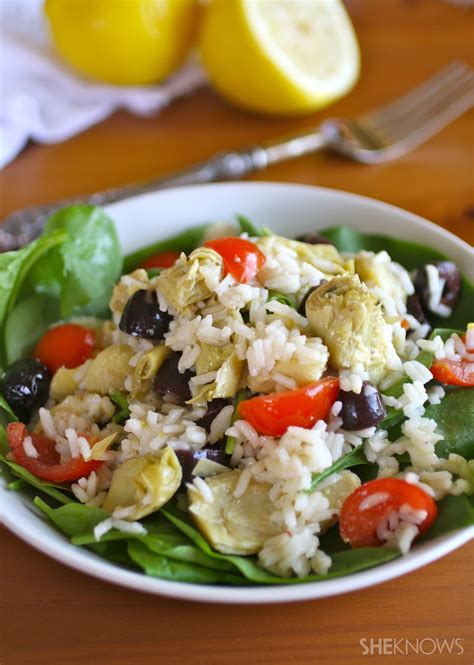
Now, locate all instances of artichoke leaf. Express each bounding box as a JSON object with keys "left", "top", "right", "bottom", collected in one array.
[
  {"left": 50, "top": 365, "right": 81, "bottom": 401},
  {"left": 102, "top": 446, "right": 182, "bottom": 520},
  {"left": 188, "top": 470, "right": 279, "bottom": 555},
  {"left": 355, "top": 251, "right": 408, "bottom": 308},
  {"left": 189, "top": 351, "right": 244, "bottom": 405},
  {"left": 132, "top": 345, "right": 171, "bottom": 398},
  {"left": 156, "top": 247, "right": 223, "bottom": 314},
  {"left": 195, "top": 343, "right": 233, "bottom": 375},
  {"left": 109, "top": 269, "right": 151, "bottom": 316},
  {"left": 306, "top": 275, "right": 394, "bottom": 382},
  {"left": 90, "top": 433, "right": 118, "bottom": 461}
]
